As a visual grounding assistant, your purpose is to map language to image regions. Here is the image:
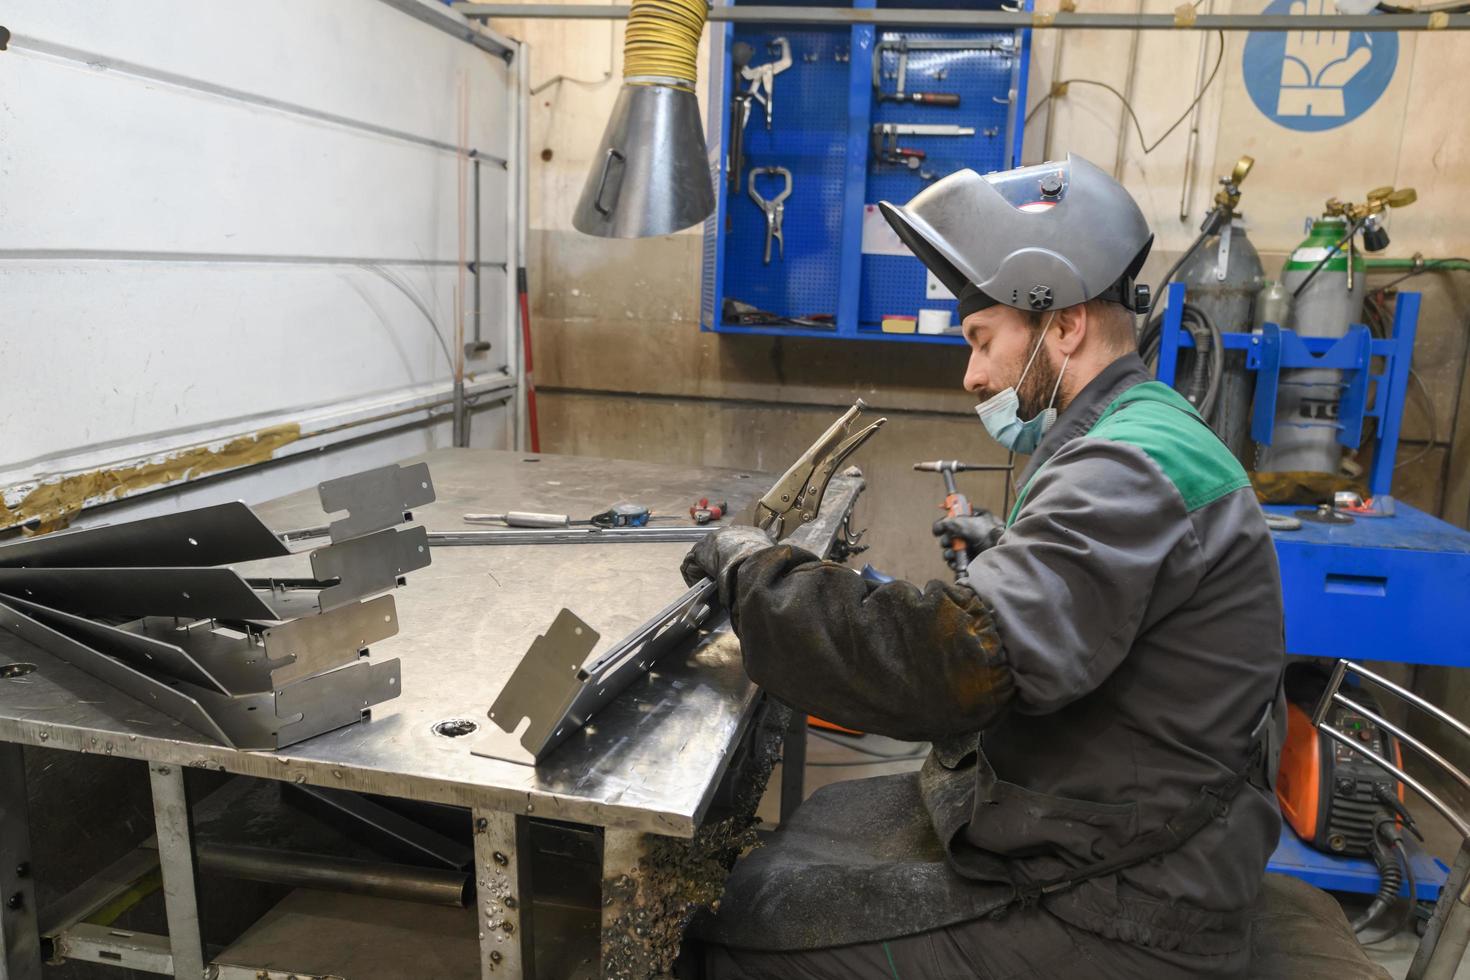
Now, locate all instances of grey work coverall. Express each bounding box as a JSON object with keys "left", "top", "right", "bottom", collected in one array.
[{"left": 699, "top": 354, "right": 1286, "bottom": 979}]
